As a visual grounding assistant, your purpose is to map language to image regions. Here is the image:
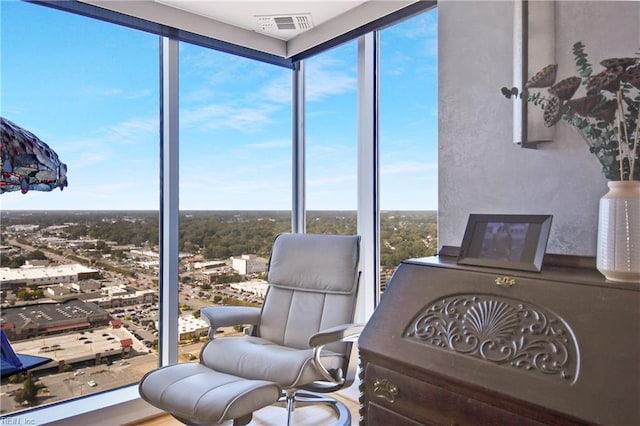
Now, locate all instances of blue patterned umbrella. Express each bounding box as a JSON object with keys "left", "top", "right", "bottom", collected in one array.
[
  {"left": 1, "top": 330, "right": 52, "bottom": 378},
  {"left": 1, "top": 117, "right": 68, "bottom": 194}
]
